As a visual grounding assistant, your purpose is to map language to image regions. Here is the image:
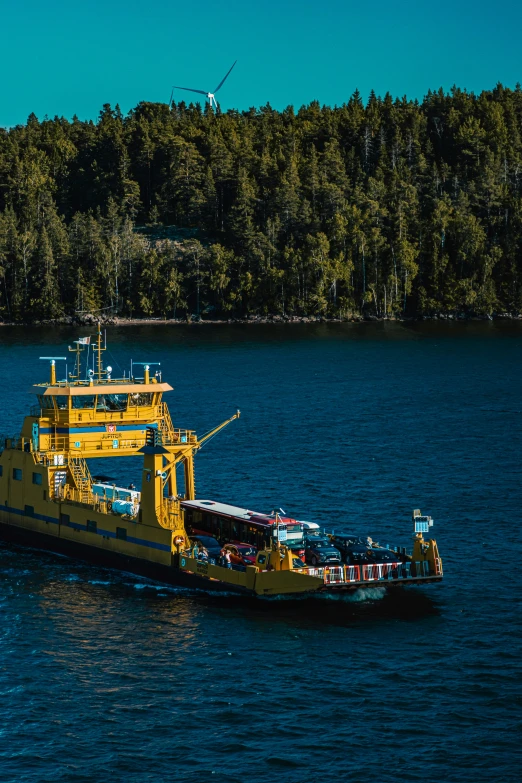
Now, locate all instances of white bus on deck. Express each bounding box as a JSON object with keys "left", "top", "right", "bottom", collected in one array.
[{"left": 181, "top": 499, "right": 305, "bottom": 551}]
